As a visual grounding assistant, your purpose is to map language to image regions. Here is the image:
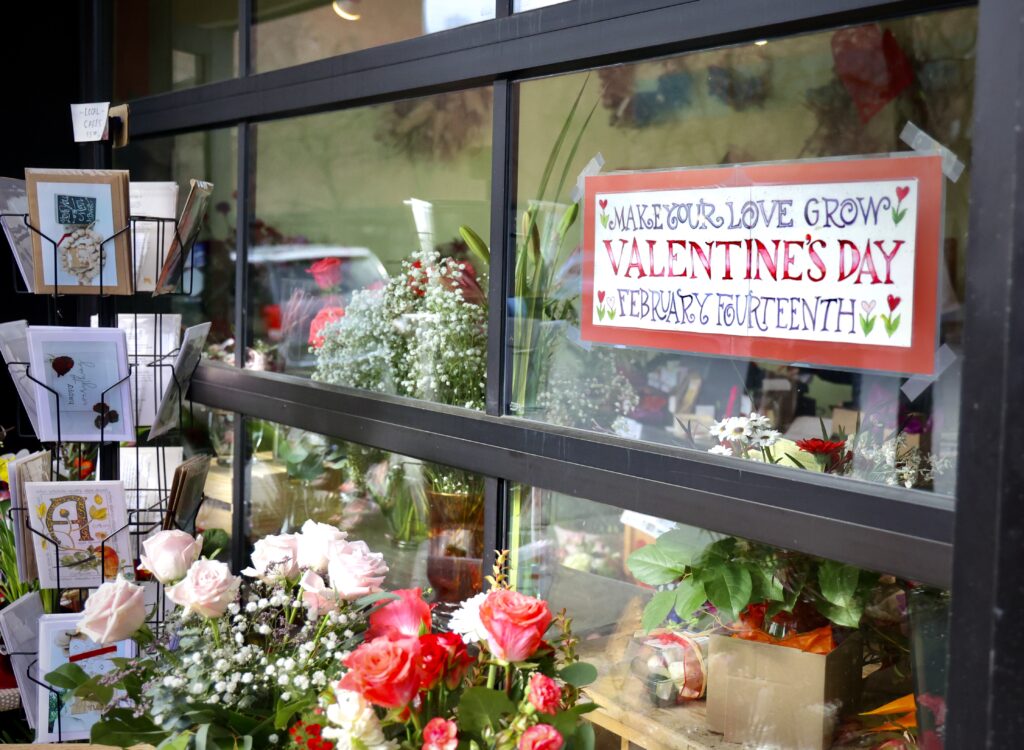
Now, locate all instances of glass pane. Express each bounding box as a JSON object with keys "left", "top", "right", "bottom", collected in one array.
[
  {"left": 253, "top": 0, "right": 495, "bottom": 73},
  {"left": 514, "top": 0, "right": 570, "bottom": 9},
  {"left": 247, "top": 91, "right": 492, "bottom": 410},
  {"left": 512, "top": 484, "right": 950, "bottom": 748},
  {"left": 511, "top": 8, "right": 975, "bottom": 497},
  {"left": 113, "top": 0, "right": 239, "bottom": 100},
  {"left": 113, "top": 128, "right": 239, "bottom": 362},
  {"left": 186, "top": 405, "right": 236, "bottom": 558},
  {"left": 242, "top": 418, "right": 486, "bottom": 602}
]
